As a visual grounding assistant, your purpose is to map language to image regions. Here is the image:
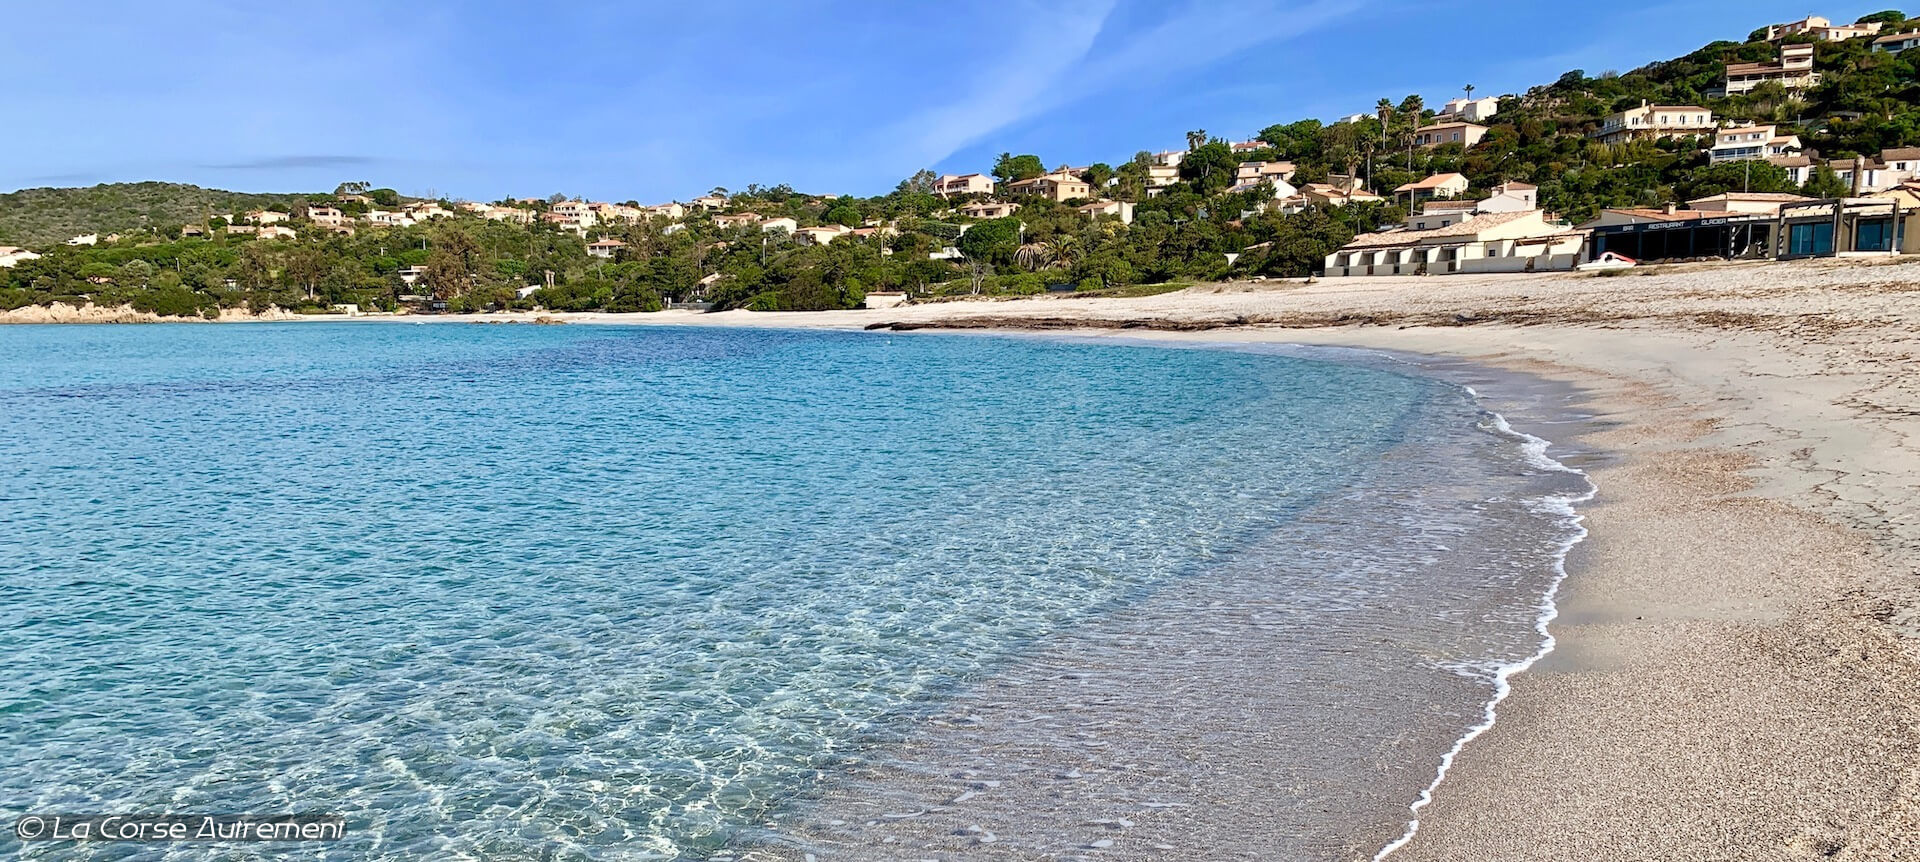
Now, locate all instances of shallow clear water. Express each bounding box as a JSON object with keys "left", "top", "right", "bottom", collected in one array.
[{"left": 0, "top": 324, "right": 1580, "bottom": 859}]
